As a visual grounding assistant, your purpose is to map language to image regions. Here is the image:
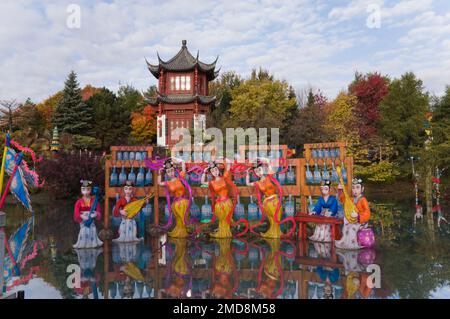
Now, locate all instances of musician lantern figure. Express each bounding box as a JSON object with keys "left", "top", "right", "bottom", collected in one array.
[
  {"left": 73, "top": 180, "right": 103, "bottom": 249},
  {"left": 335, "top": 174, "right": 374, "bottom": 250},
  {"left": 113, "top": 180, "right": 146, "bottom": 243}
]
